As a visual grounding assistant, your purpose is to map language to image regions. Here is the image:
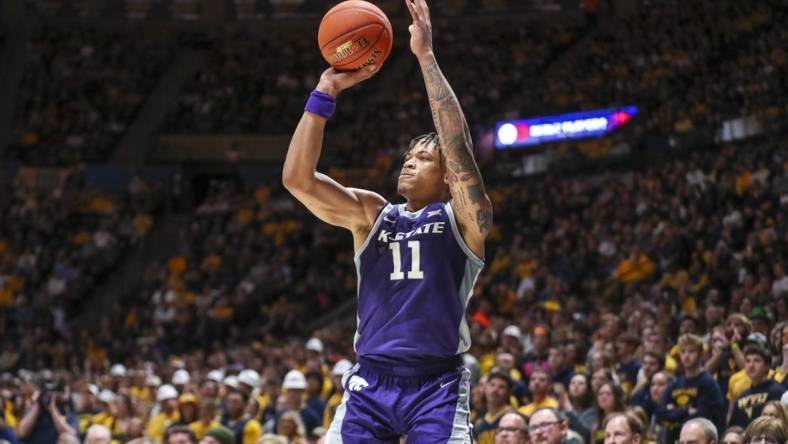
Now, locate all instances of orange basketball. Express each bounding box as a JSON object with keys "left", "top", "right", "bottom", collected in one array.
[{"left": 318, "top": 0, "right": 393, "bottom": 71}]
